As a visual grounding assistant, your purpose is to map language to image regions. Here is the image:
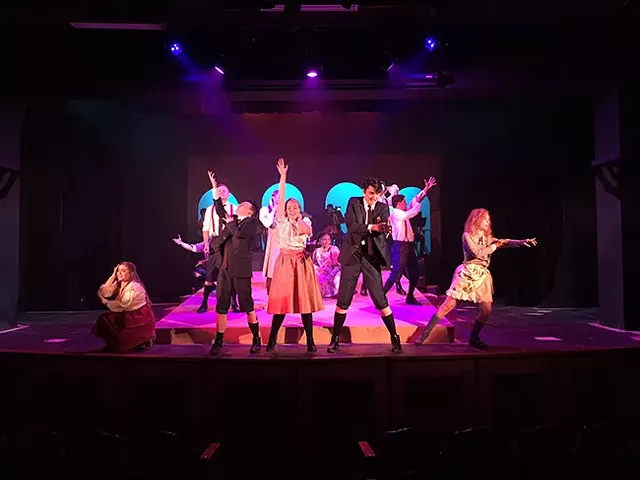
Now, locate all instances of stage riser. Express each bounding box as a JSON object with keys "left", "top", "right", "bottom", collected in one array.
[
  {"left": 156, "top": 323, "right": 454, "bottom": 345},
  {"left": 2, "top": 348, "right": 639, "bottom": 441}
]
